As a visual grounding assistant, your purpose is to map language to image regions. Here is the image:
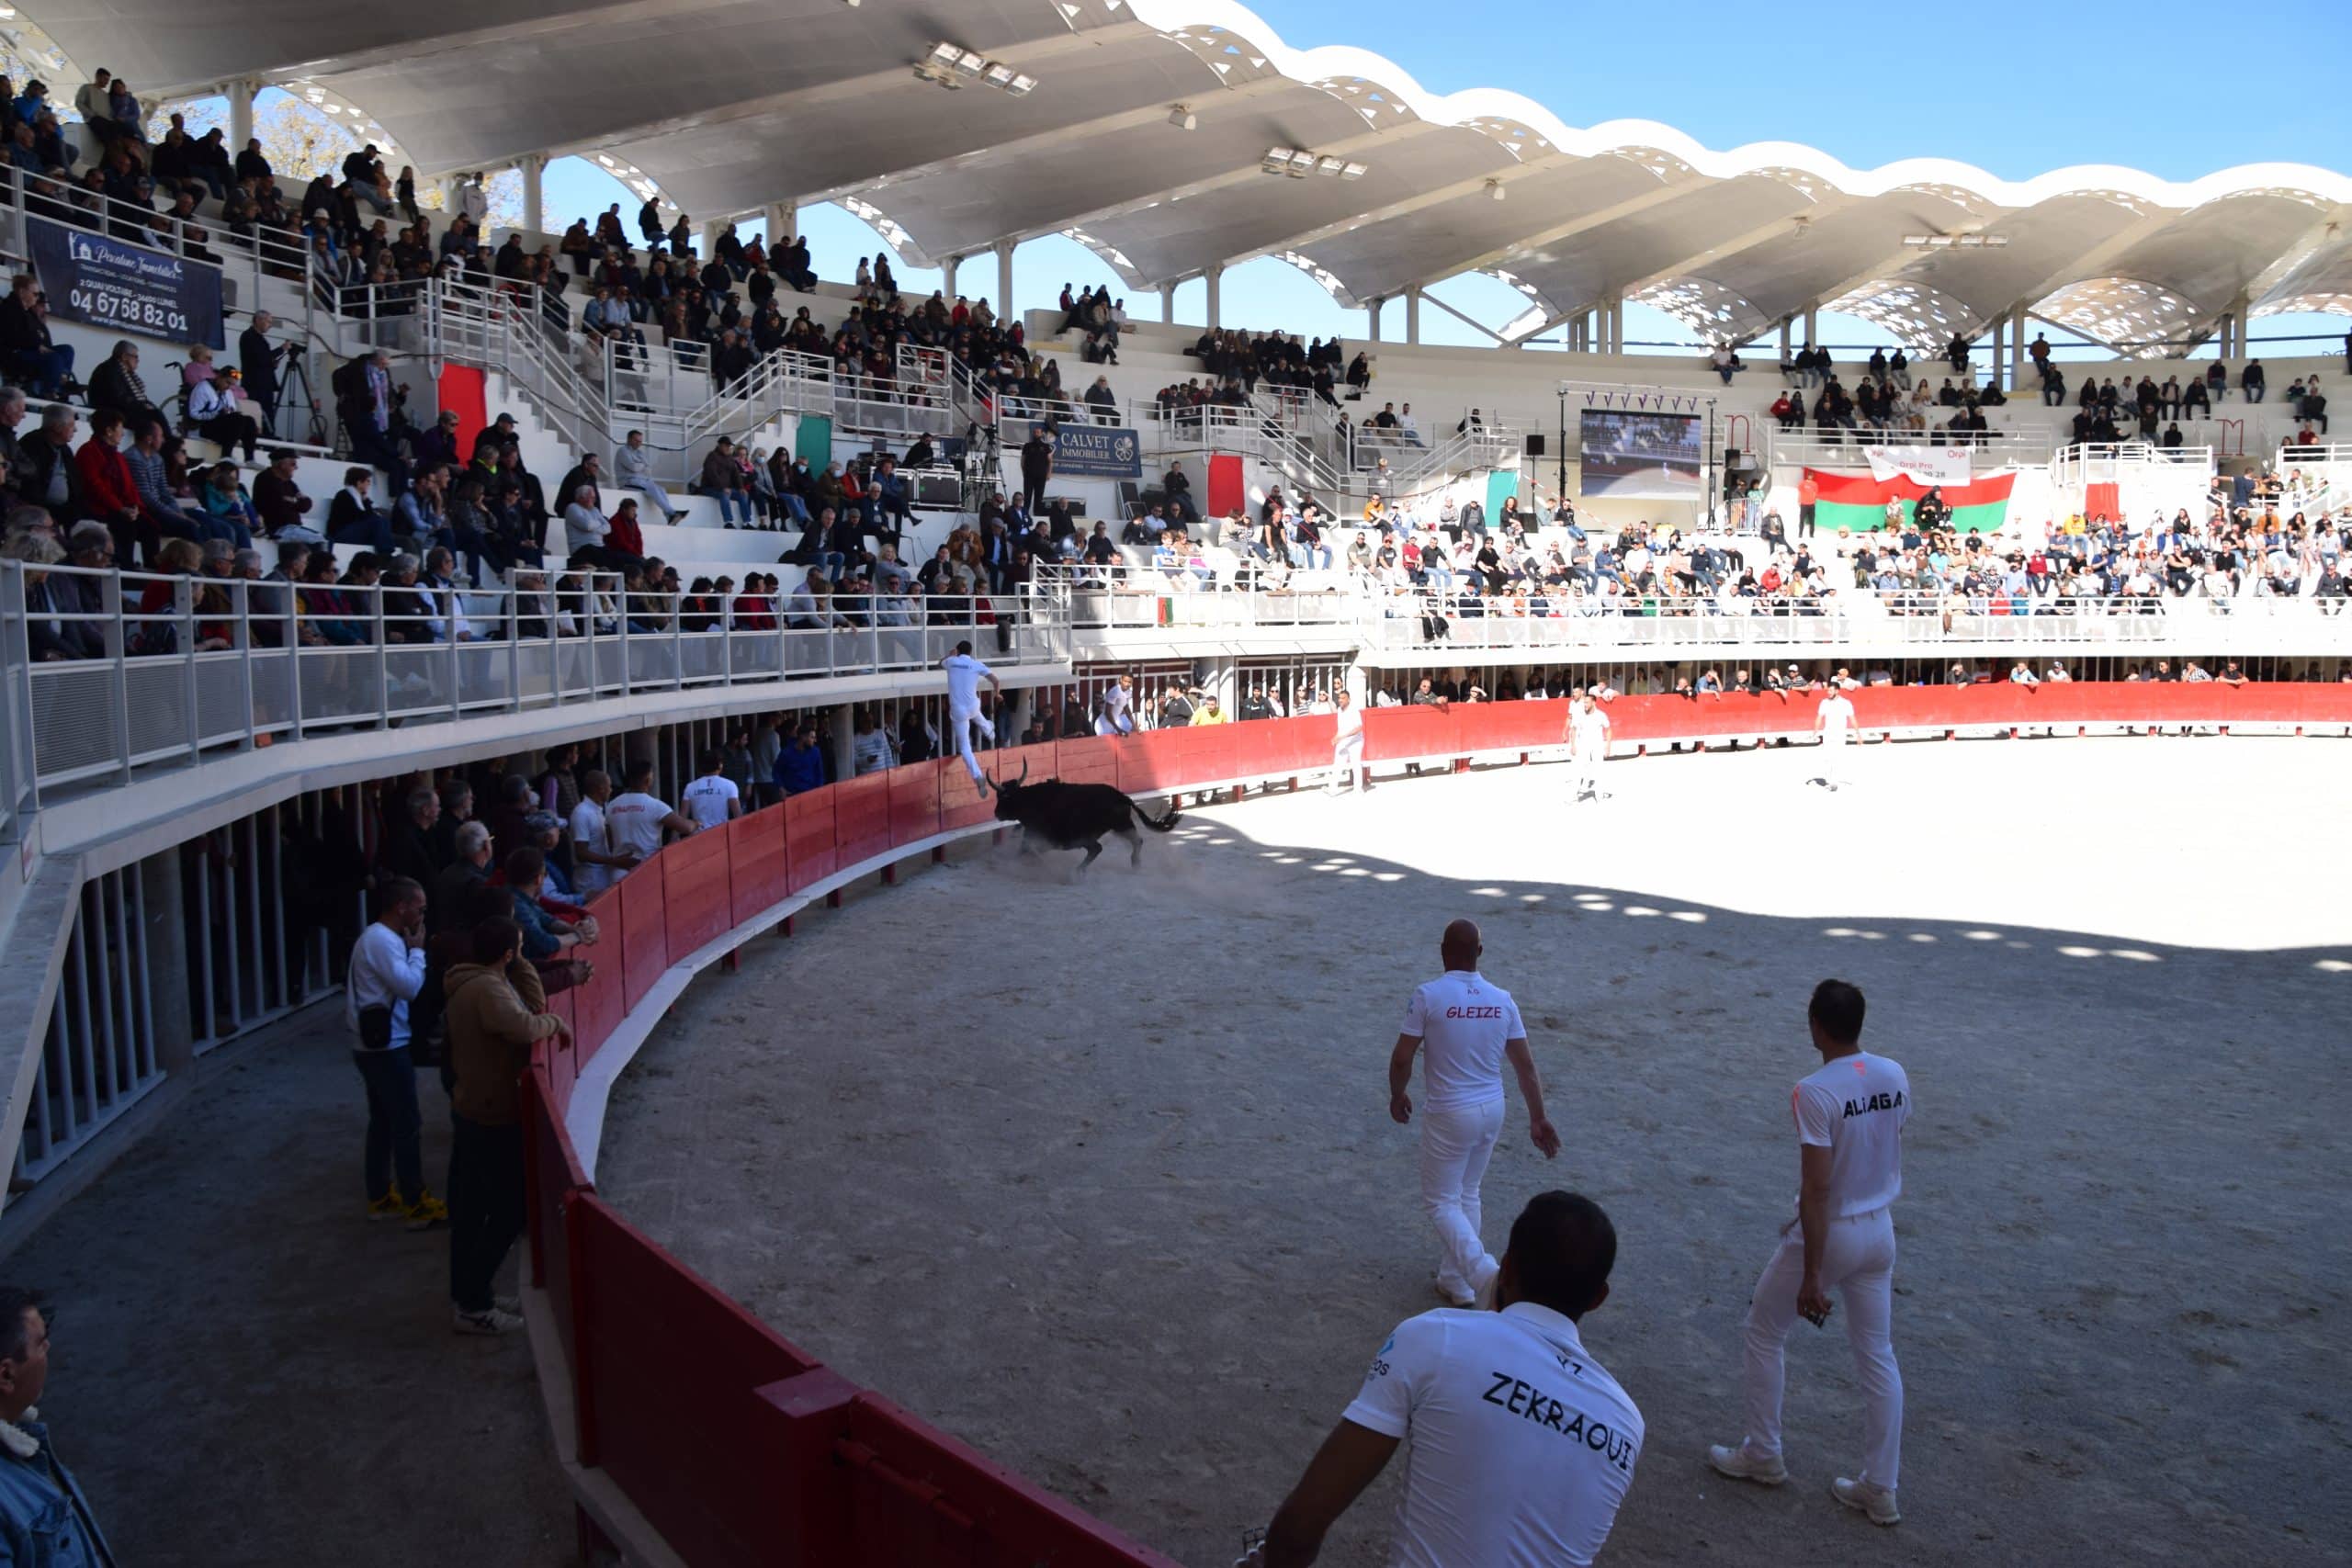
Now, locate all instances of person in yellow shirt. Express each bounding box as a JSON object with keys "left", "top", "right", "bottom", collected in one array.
[{"left": 1190, "top": 694, "right": 1231, "bottom": 725}]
